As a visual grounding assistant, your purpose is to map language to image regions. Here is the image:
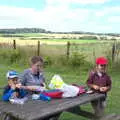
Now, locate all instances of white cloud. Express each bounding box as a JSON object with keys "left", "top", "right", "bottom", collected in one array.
[
  {"left": 0, "top": 5, "right": 90, "bottom": 31},
  {"left": 0, "top": 0, "right": 120, "bottom": 33},
  {"left": 46, "top": 0, "right": 109, "bottom": 5},
  {"left": 68, "top": 0, "right": 109, "bottom": 4},
  {"left": 95, "top": 6, "right": 120, "bottom": 17},
  {"left": 108, "top": 16, "right": 120, "bottom": 23}
]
